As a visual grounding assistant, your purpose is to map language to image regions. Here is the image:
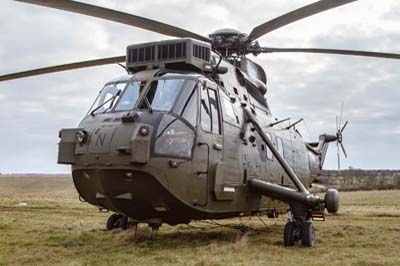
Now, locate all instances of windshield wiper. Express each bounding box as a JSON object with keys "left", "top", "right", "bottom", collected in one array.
[{"left": 90, "top": 90, "right": 121, "bottom": 116}]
